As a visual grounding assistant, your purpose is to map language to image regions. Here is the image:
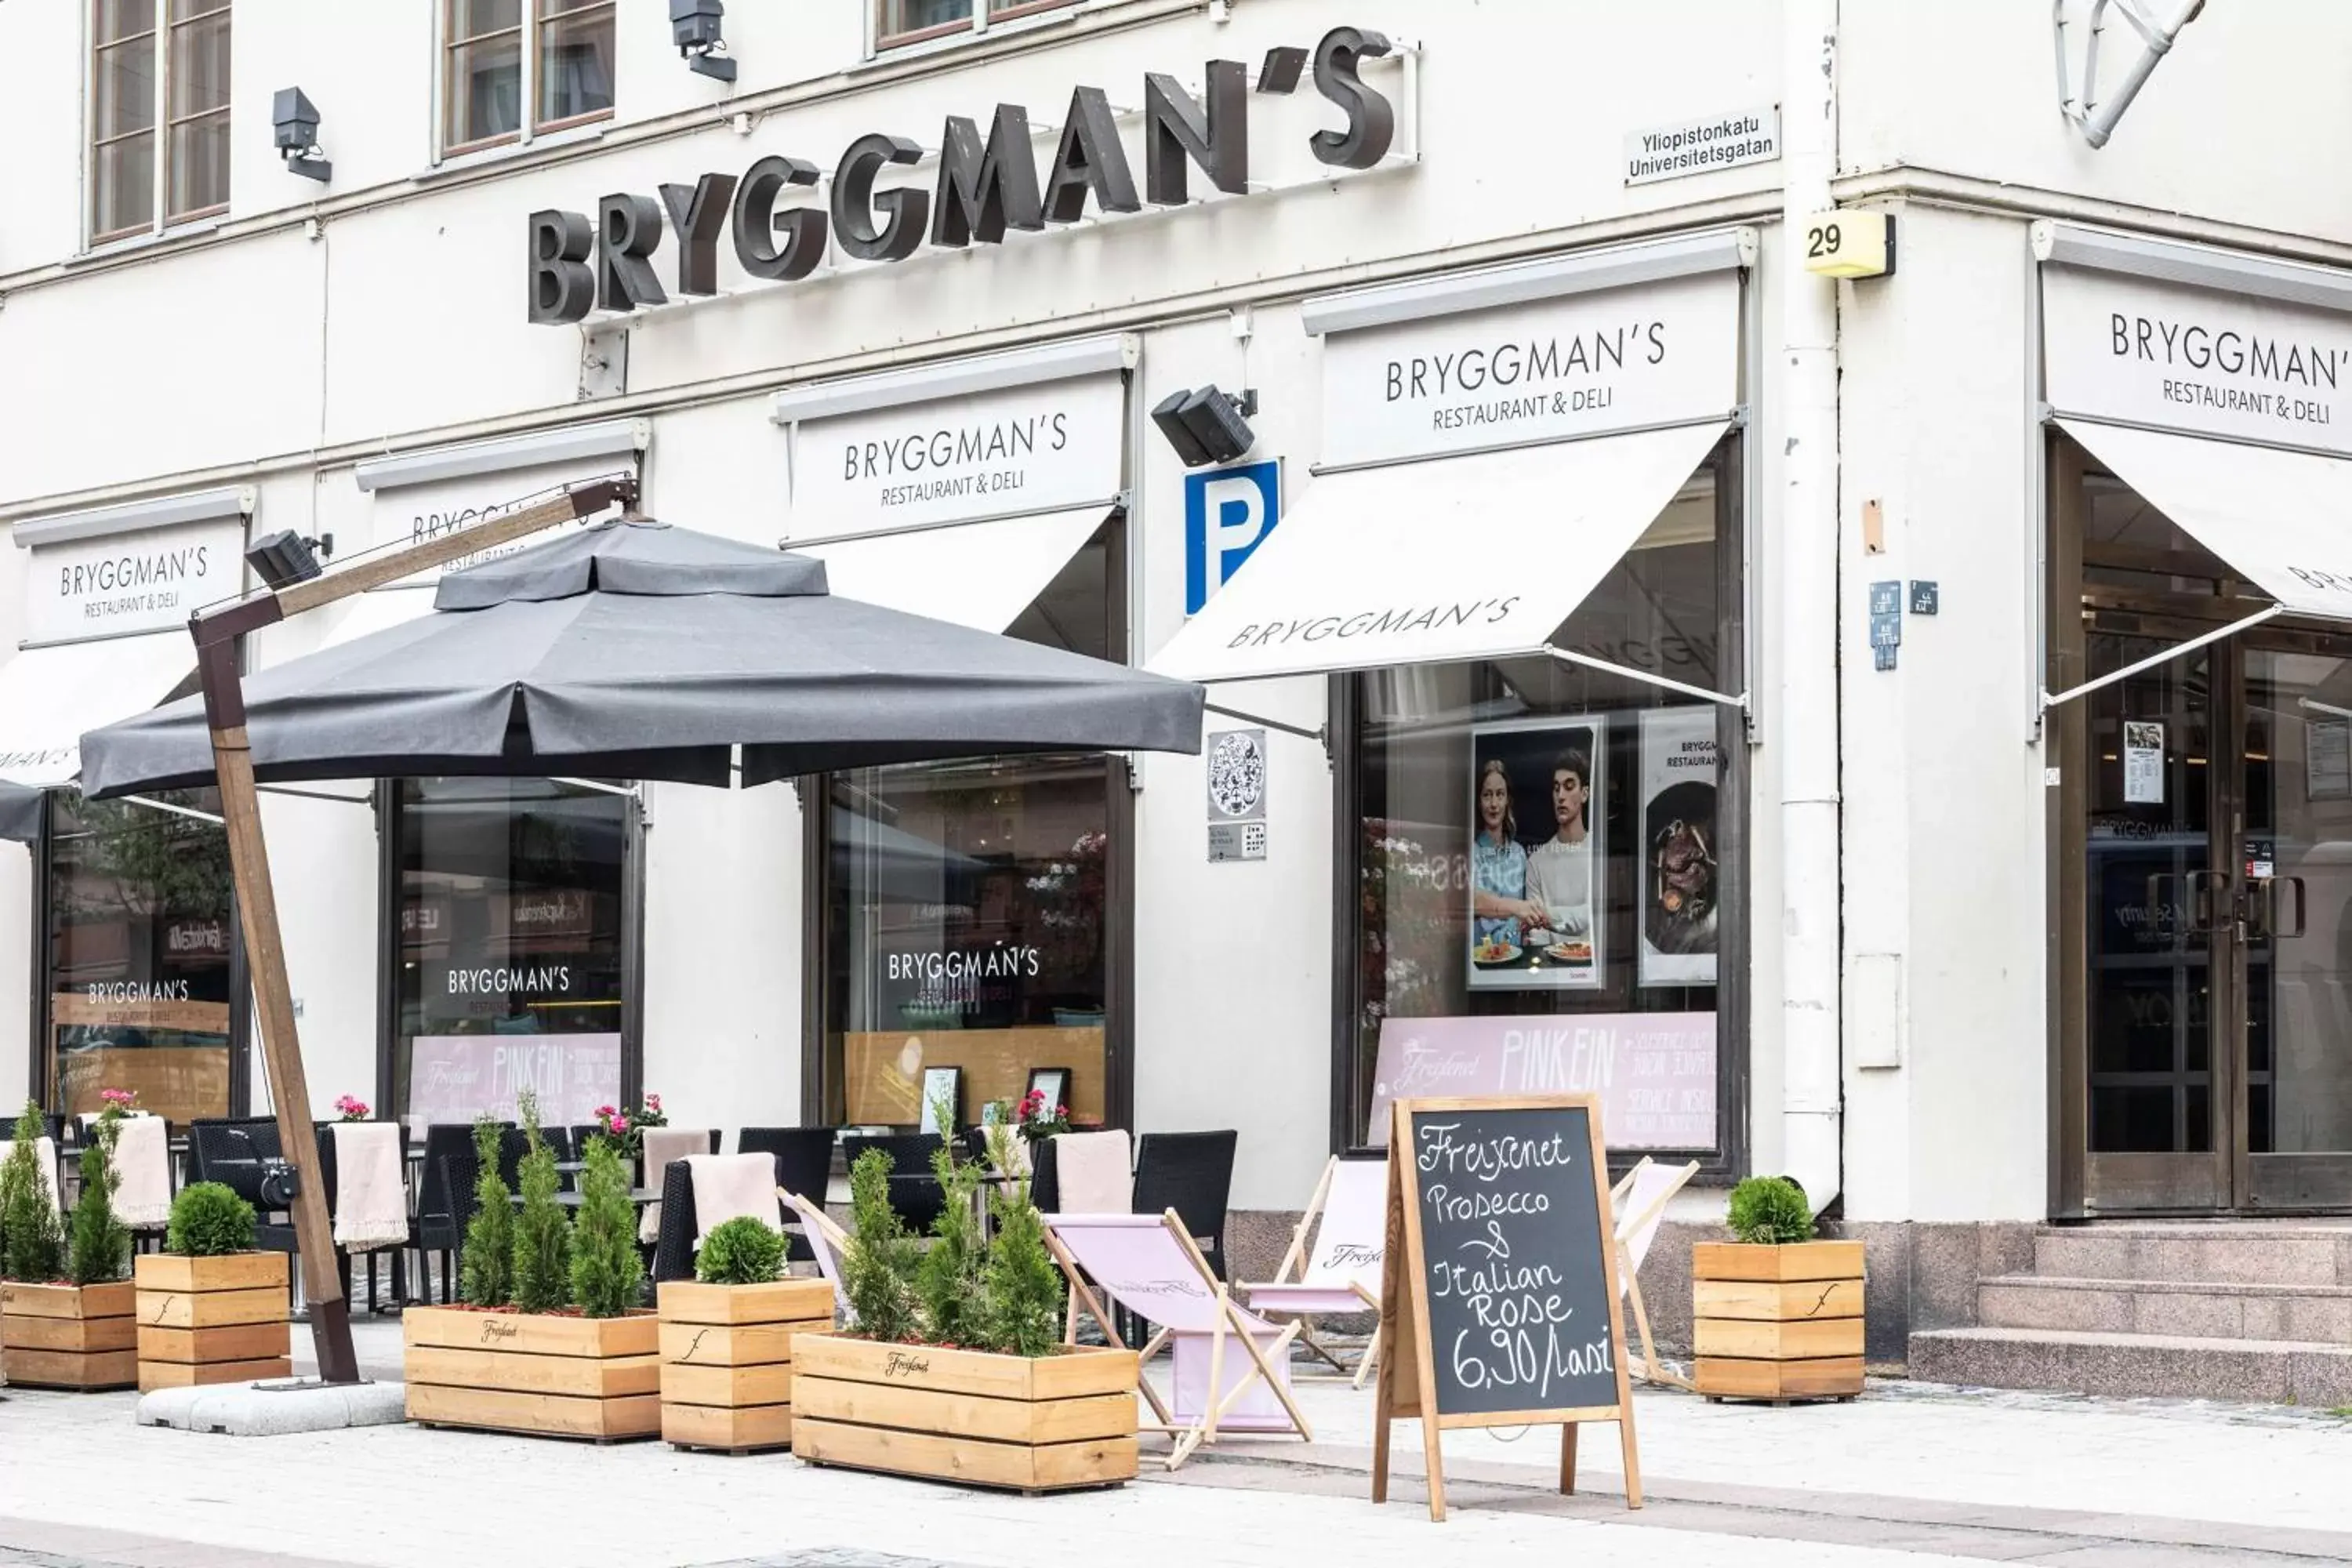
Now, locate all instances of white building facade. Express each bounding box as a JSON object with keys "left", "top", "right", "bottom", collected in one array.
[{"left": 6, "top": 0, "right": 2352, "bottom": 1372}]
